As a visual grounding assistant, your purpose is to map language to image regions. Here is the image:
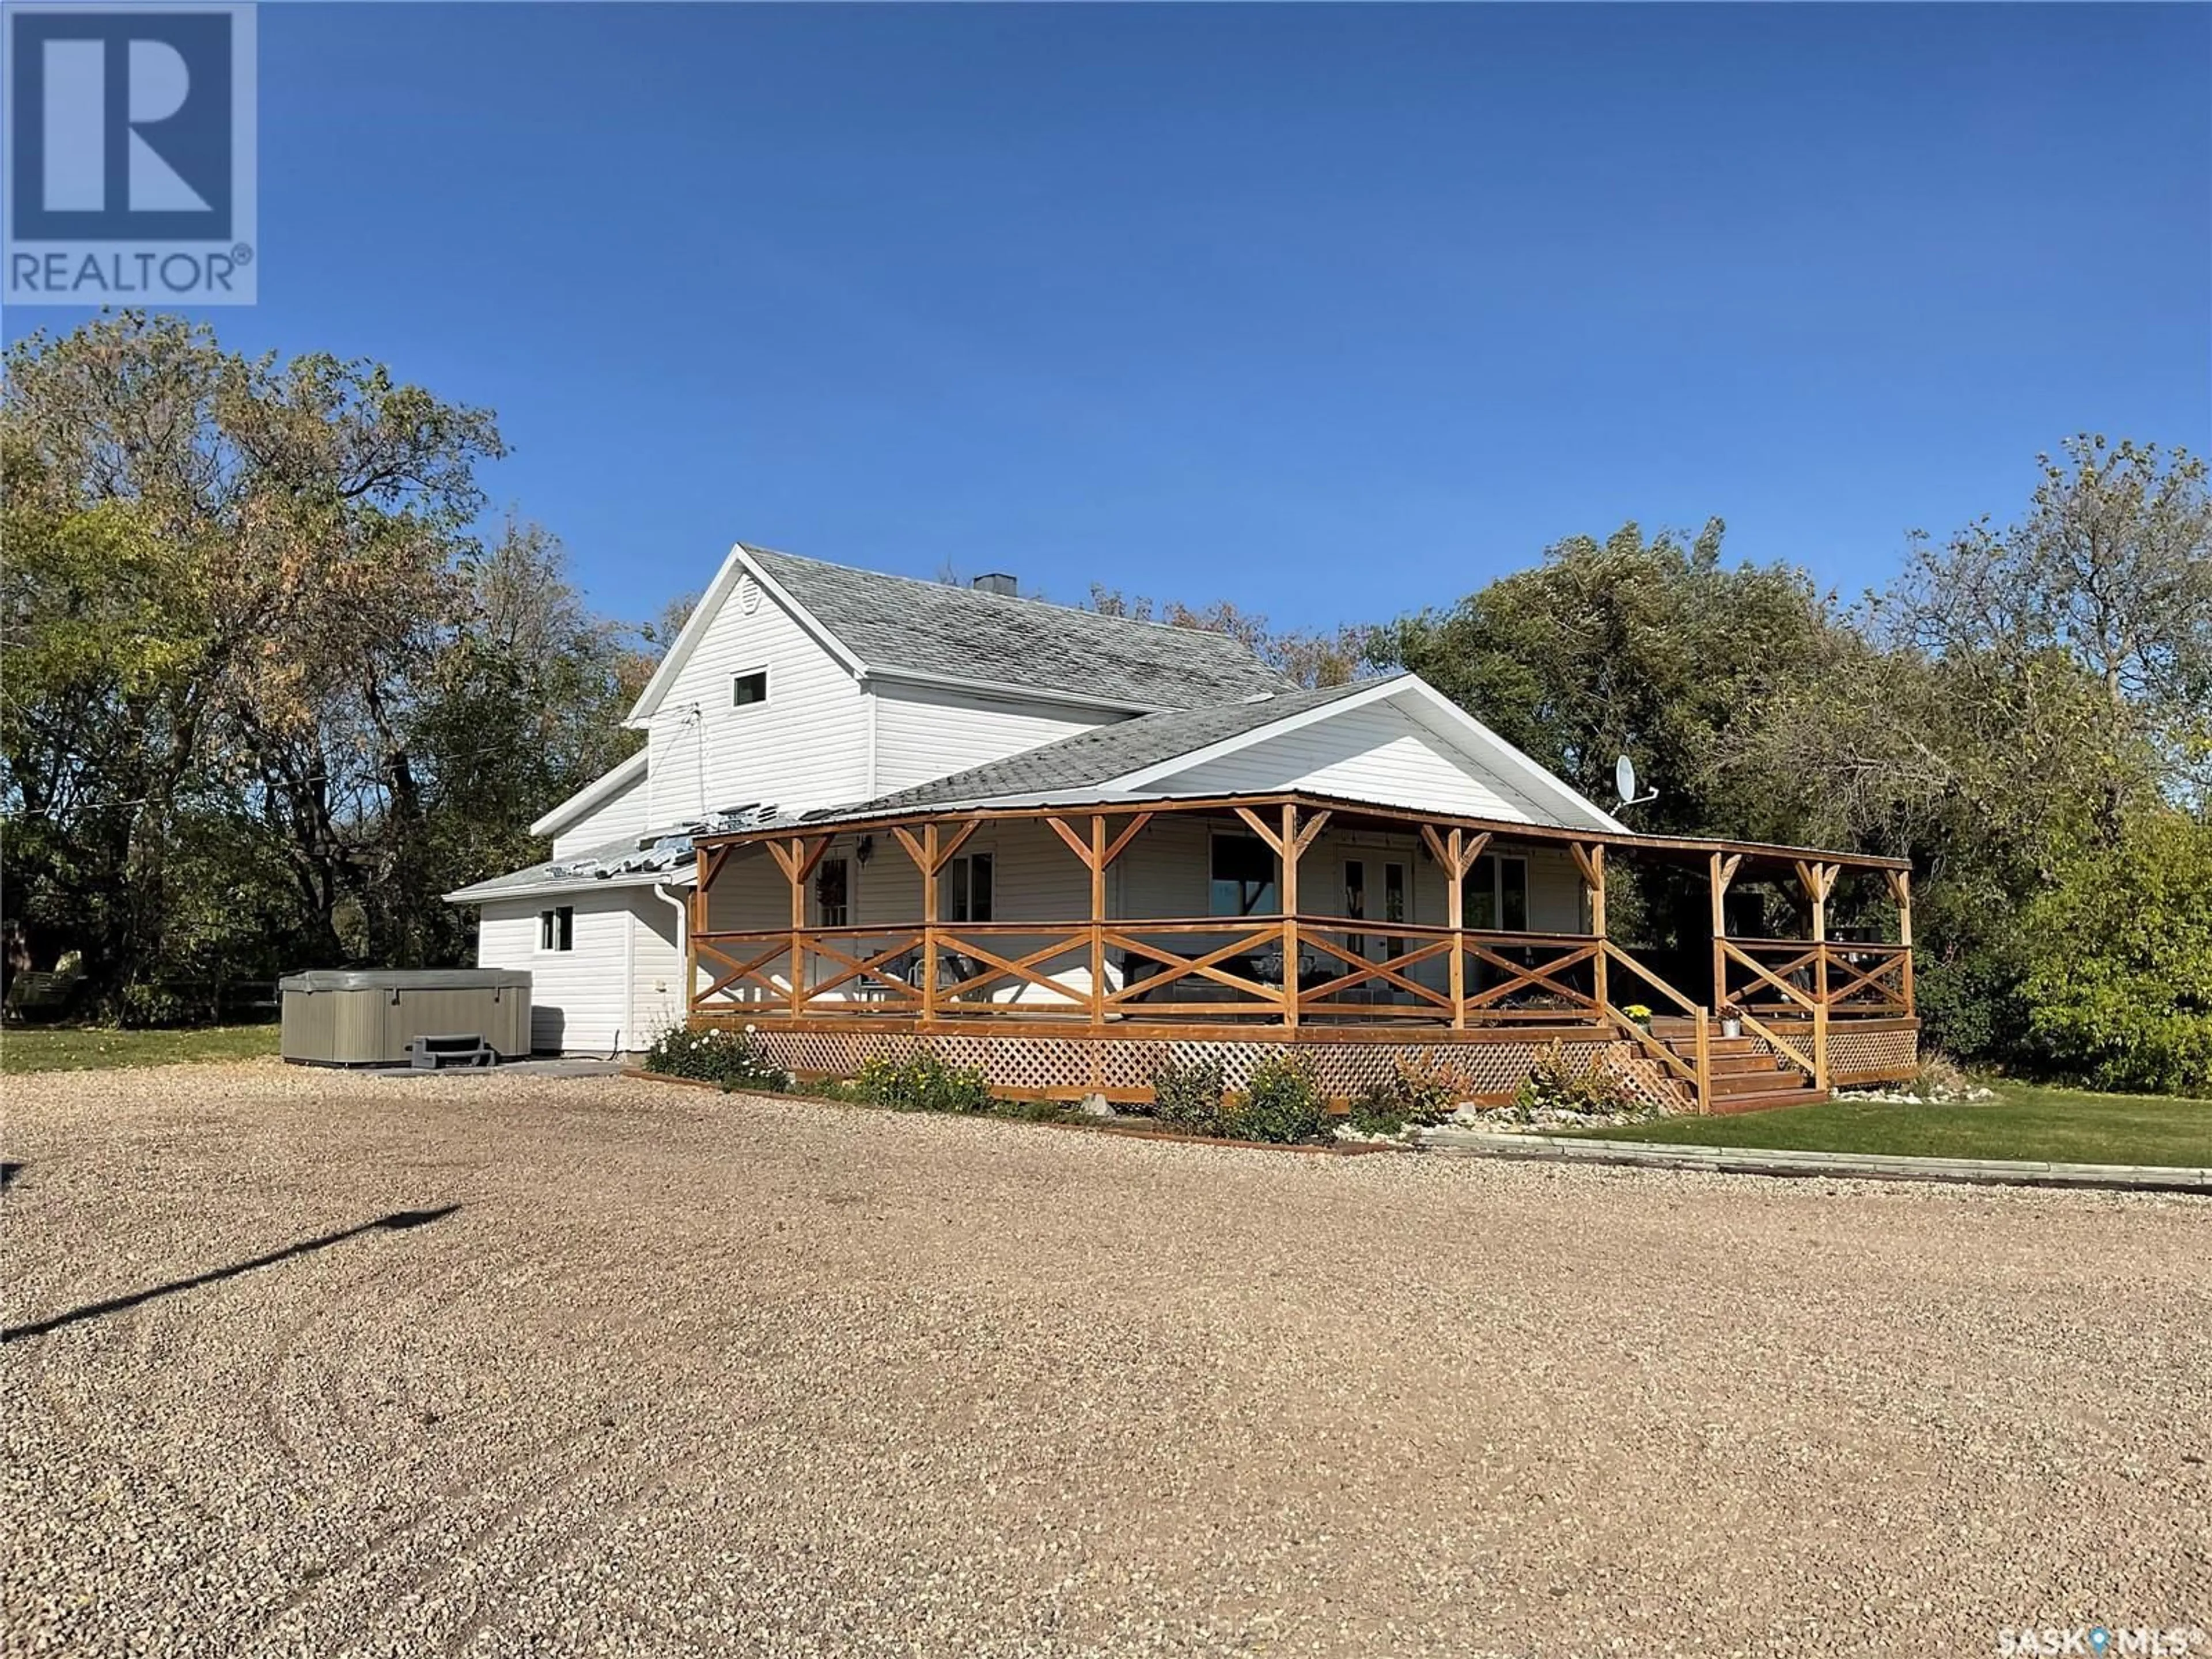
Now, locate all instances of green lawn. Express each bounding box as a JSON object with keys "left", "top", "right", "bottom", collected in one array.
[
  {"left": 1574, "top": 1082, "right": 2212, "bottom": 1169},
  {"left": 1, "top": 1024, "right": 280, "bottom": 1075}
]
